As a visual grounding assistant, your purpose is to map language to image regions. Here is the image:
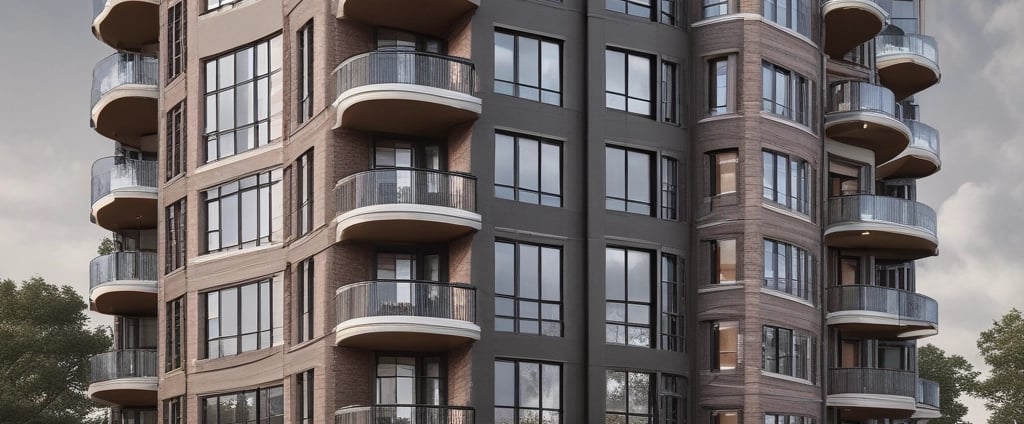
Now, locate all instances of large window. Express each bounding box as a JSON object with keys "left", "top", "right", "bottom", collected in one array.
[
  {"left": 606, "top": 146, "right": 652, "bottom": 215},
  {"left": 166, "top": 101, "right": 186, "bottom": 181},
  {"left": 710, "top": 150, "right": 737, "bottom": 196},
  {"left": 495, "top": 241, "right": 562, "bottom": 336},
  {"left": 167, "top": 1, "right": 185, "bottom": 82},
  {"left": 203, "top": 169, "right": 282, "bottom": 253},
  {"left": 762, "top": 325, "right": 814, "bottom": 380},
  {"left": 763, "top": 0, "right": 810, "bottom": 36},
  {"left": 495, "top": 132, "right": 562, "bottom": 207},
  {"left": 376, "top": 356, "right": 444, "bottom": 405},
  {"left": 495, "top": 360, "right": 561, "bottom": 424},
  {"left": 606, "top": 0, "right": 677, "bottom": 24},
  {"left": 164, "top": 397, "right": 184, "bottom": 424},
  {"left": 763, "top": 239, "right": 813, "bottom": 301},
  {"left": 166, "top": 297, "right": 184, "bottom": 371},
  {"left": 703, "top": 0, "right": 729, "bottom": 17},
  {"left": 297, "top": 21, "right": 313, "bottom": 123},
  {"left": 297, "top": 370, "right": 313, "bottom": 424},
  {"left": 660, "top": 254, "right": 683, "bottom": 352},
  {"left": 296, "top": 258, "right": 314, "bottom": 343},
  {"left": 708, "top": 57, "right": 731, "bottom": 114},
  {"left": 605, "top": 247, "right": 652, "bottom": 347},
  {"left": 661, "top": 61, "right": 678, "bottom": 124},
  {"left": 204, "top": 36, "right": 283, "bottom": 162},
  {"left": 606, "top": 49, "right": 653, "bottom": 116},
  {"left": 295, "top": 149, "right": 313, "bottom": 236},
  {"left": 763, "top": 150, "right": 810, "bottom": 213},
  {"left": 203, "top": 386, "right": 283, "bottom": 424},
  {"left": 659, "top": 374, "right": 685, "bottom": 424},
  {"left": 165, "top": 198, "right": 186, "bottom": 273},
  {"left": 765, "top": 414, "right": 813, "bottom": 424},
  {"left": 709, "top": 239, "right": 737, "bottom": 285},
  {"left": 495, "top": 30, "right": 562, "bottom": 106},
  {"left": 712, "top": 321, "right": 739, "bottom": 370},
  {"left": 761, "top": 62, "right": 810, "bottom": 125},
  {"left": 204, "top": 277, "right": 283, "bottom": 359},
  {"left": 605, "top": 371, "right": 652, "bottom": 423}
]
